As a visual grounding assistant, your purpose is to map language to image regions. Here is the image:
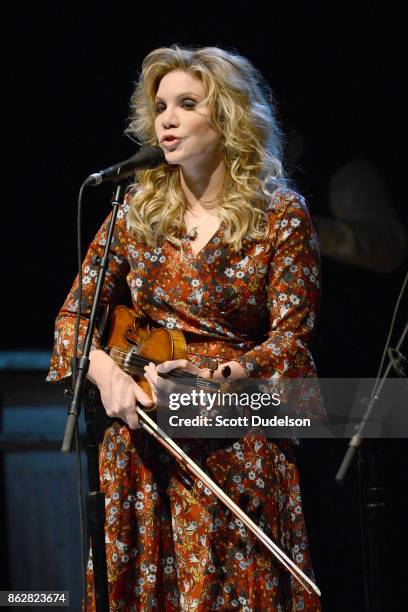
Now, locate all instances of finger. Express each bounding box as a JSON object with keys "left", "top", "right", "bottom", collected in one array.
[
  {"left": 143, "top": 369, "right": 156, "bottom": 385},
  {"left": 144, "top": 362, "right": 158, "bottom": 381},
  {"left": 156, "top": 359, "right": 188, "bottom": 374},
  {"left": 125, "top": 412, "right": 141, "bottom": 430},
  {"left": 145, "top": 363, "right": 178, "bottom": 392},
  {"left": 157, "top": 359, "right": 199, "bottom": 375},
  {"left": 199, "top": 368, "right": 212, "bottom": 379},
  {"left": 133, "top": 382, "right": 154, "bottom": 407},
  {"left": 143, "top": 372, "right": 158, "bottom": 404},
  {"left": 183, "top": 361, "right": 202, "bottom": 375}
]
